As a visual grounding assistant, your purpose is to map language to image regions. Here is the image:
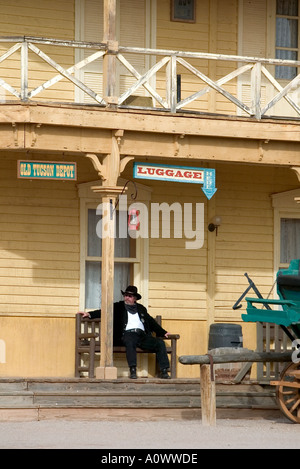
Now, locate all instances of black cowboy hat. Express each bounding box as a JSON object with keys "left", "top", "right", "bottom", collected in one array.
[{"left": 121, "top": 285, "right": 142, "bottom": 300}]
